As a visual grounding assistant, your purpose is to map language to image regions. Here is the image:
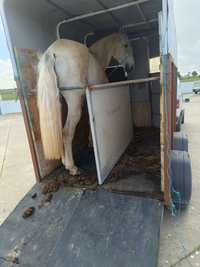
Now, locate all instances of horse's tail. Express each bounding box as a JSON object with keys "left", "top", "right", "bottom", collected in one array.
[{"left": 37, "top": 51, "right": 63, "bottom": 160}]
